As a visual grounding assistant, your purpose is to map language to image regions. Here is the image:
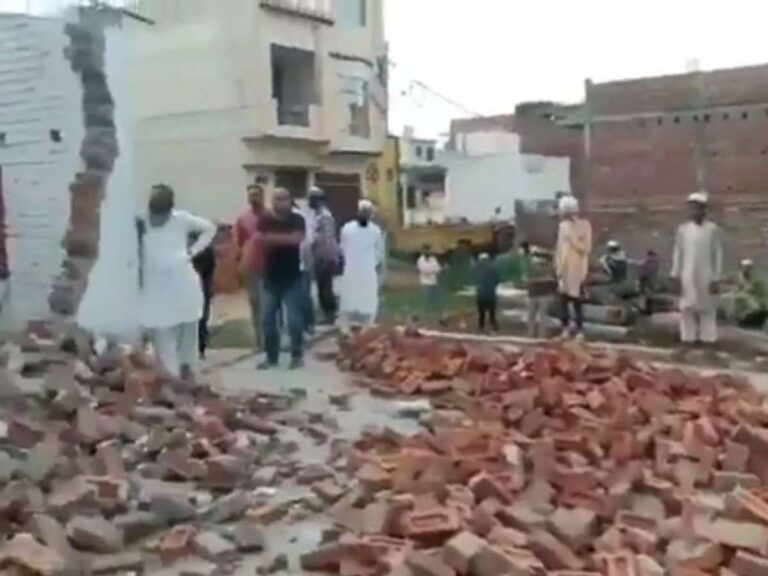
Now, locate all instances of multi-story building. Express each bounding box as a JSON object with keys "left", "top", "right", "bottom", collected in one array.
[
  {"left": 398, "top": 128, "right": 446, "bottom": 226},
  {"left": 128, "top": 0, "right": 387, "bottom": 224}
]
